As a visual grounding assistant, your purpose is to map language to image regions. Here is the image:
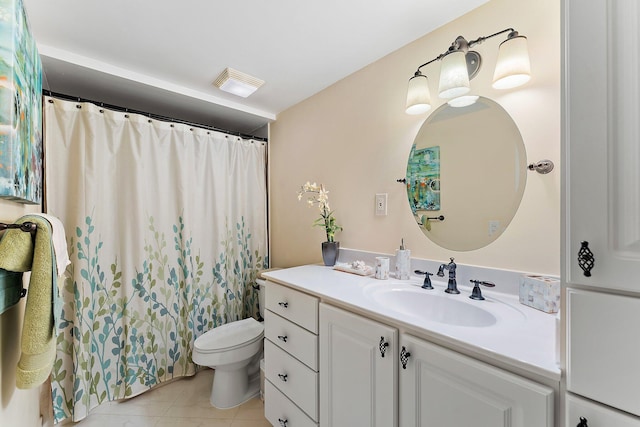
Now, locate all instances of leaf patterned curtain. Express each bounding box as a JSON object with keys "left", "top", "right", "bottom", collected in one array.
[{"left": 43, "top": 97, "right": 268, "bottom": 423}]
